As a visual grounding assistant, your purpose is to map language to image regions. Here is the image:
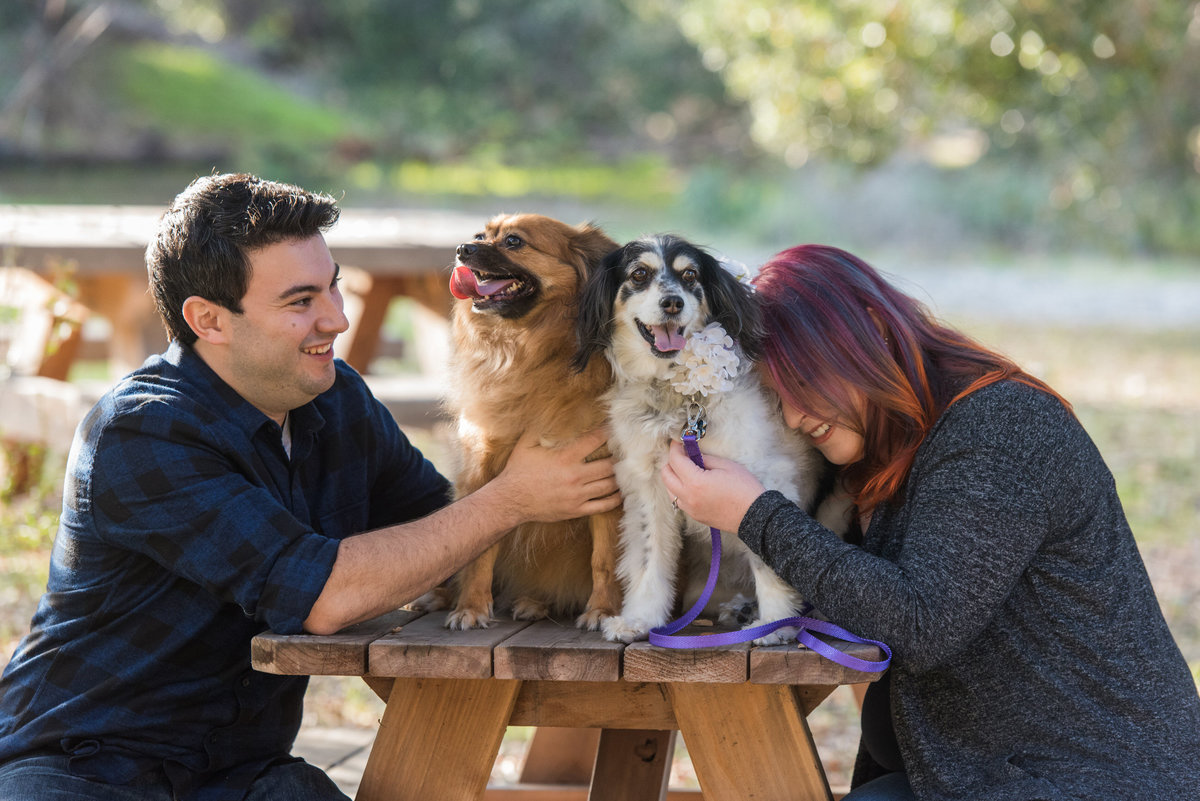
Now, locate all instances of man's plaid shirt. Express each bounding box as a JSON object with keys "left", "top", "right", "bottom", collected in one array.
[{"left": 0, "top": 341, "right": 451, "bottom": 800}]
